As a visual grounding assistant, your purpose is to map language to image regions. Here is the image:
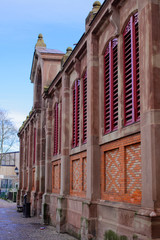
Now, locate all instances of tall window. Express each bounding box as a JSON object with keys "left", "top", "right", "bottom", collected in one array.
[
  {"left": 53, "top": 103, "right": 59, "bottom": 155},
  {"left": 59, "top": 102, "right": 62, "bottom": 154},
  {"left": 123, "top": 13, "right": 140, "bottom": 125},
  {"left": 83, "top": 72, "right": 87, "bottom": 143},
  {"left": 33, "top": 128, "right": 36, "bottom": 164},
  {"left": 104, "top": 38, "right": 118, "bottom": 134},
  {"left": 26, "top": 133, "right": 29, "bottom": 167},
  {"left": 72, "top": 80, "right": 80, "bottom": 148}
]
